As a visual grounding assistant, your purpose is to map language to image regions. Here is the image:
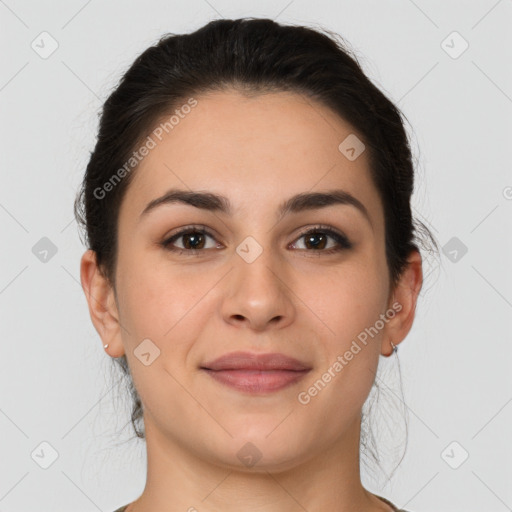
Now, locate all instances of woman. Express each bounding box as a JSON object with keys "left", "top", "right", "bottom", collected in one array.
[{"left": 75, "top": 17, "right": 435, "bottom": 512}]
